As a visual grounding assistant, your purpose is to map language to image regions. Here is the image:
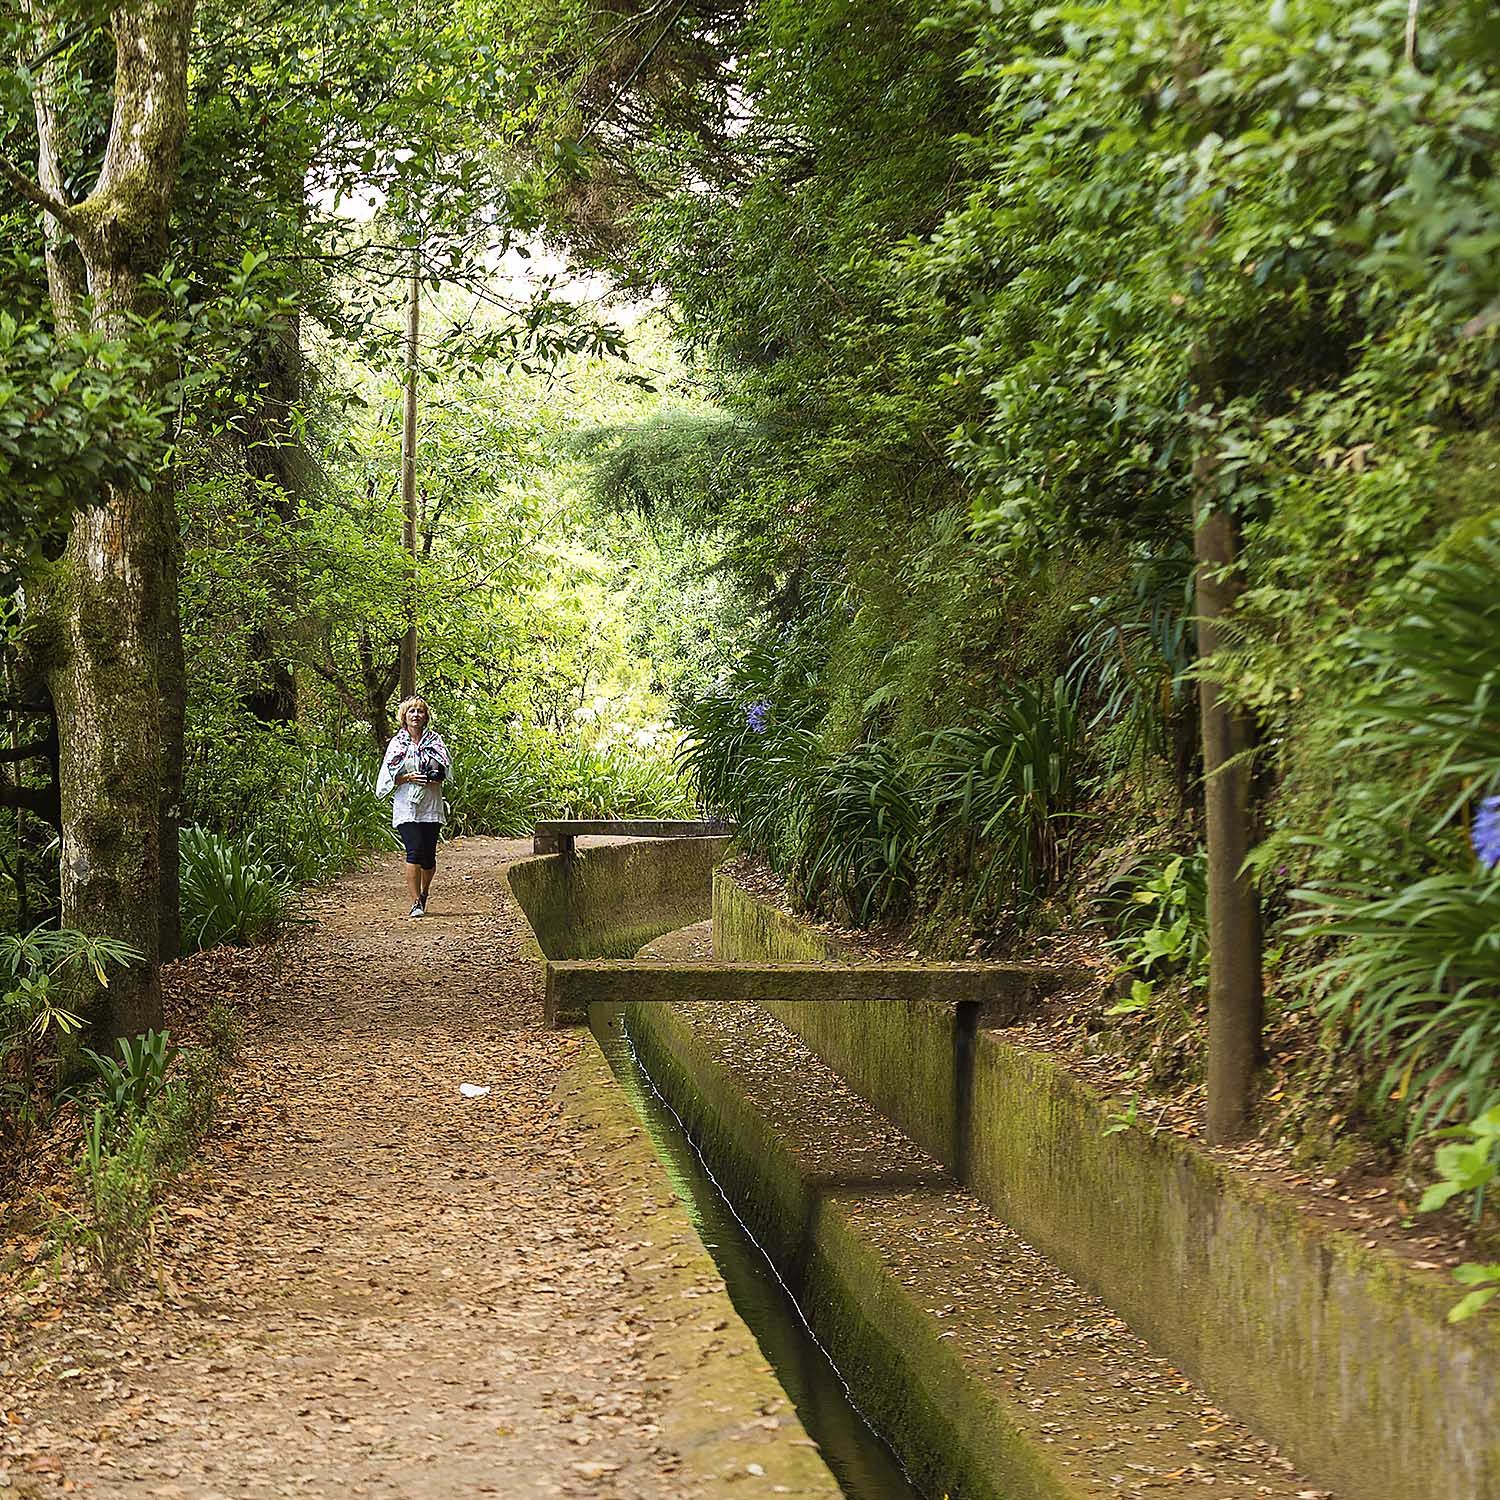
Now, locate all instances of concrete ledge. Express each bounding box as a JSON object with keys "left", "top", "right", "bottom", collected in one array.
[
  {"left": 533, "top": 819, "right": 734, "bottom": 854},
  {"left": 506, "top": 838, "right": 729, "bottom": 960},
  {"left": 544, "top": 958, "right": 1061, "bottom": 1028},
  {"left": 715, "top": 864, "right": 1500, "bottom": 1500}
]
